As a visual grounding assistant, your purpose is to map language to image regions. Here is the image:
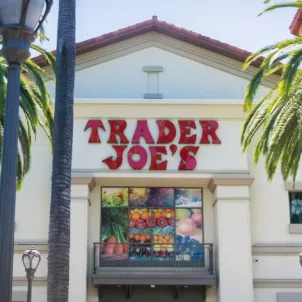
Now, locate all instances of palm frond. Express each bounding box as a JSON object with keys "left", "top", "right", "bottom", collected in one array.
[
  {"left": 0, "top": 40, "right": 55, "bottom": 189},
  {"left": 241, "top": 90, "right": 275, "bottom": 149},
  {"left": 18, "top": 119, "right": 31, "bottom": 175},
  {"left": 16, "top": 153, "right": 23, "bottom": 190},
  {"left": 244, "top": 69, "right": 266, "bottom": 110},
  {"left": 277, "top": 37, "right": 302, "bottom": 49},
  {"left": 260, "top": 2, "right": 302, "bottom": 16},
  {"left": 278, "top": 49, "right": 302, "bottom": 97},
  {"left": 243, "top": 44, "right": 277, "bottom": 70},
  {"left": 243, "top": 72, "right": 302, "bottom": 182},
  {"left": 30, "top": 44, "right": 56, "bottom": 73}
]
